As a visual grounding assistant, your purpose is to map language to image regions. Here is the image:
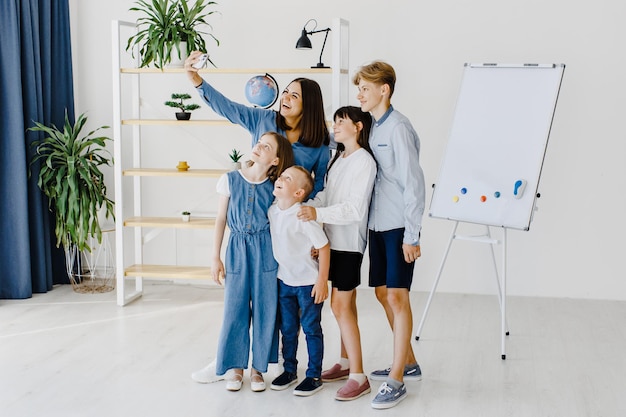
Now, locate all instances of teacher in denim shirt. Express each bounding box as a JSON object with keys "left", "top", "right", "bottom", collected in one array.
[{"left": 185, "top": 51, "right": 330, "bottom": 197}]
